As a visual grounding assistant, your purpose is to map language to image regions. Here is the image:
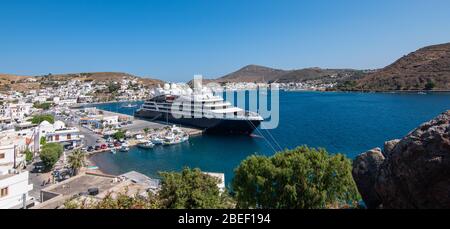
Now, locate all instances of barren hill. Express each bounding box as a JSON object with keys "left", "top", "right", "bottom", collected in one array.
[{"left": 355, "top": 43, "right": 450, "bottom": 91}]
